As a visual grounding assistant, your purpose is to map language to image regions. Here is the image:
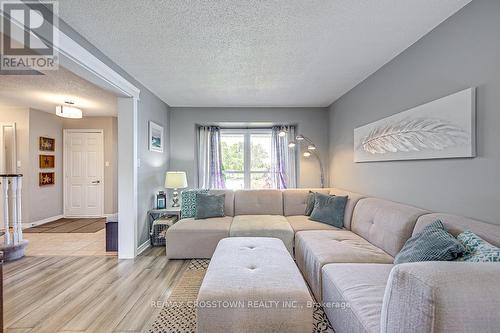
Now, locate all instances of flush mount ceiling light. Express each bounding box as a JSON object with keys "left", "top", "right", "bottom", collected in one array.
[
  {"left": 288, "top": 142, "right": 296, "bottom": 148},
  {"left": 56, "top": 101, "right": 83, "bottom": 119},
  {"left": 303, "top": 151, "right": 311, "bottom": 157}
]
